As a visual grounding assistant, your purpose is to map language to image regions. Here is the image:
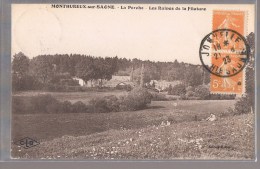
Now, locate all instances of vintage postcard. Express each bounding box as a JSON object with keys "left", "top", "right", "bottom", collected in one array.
[{"left": 11, "top": 4, "right": 255, "bottom": 160}]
